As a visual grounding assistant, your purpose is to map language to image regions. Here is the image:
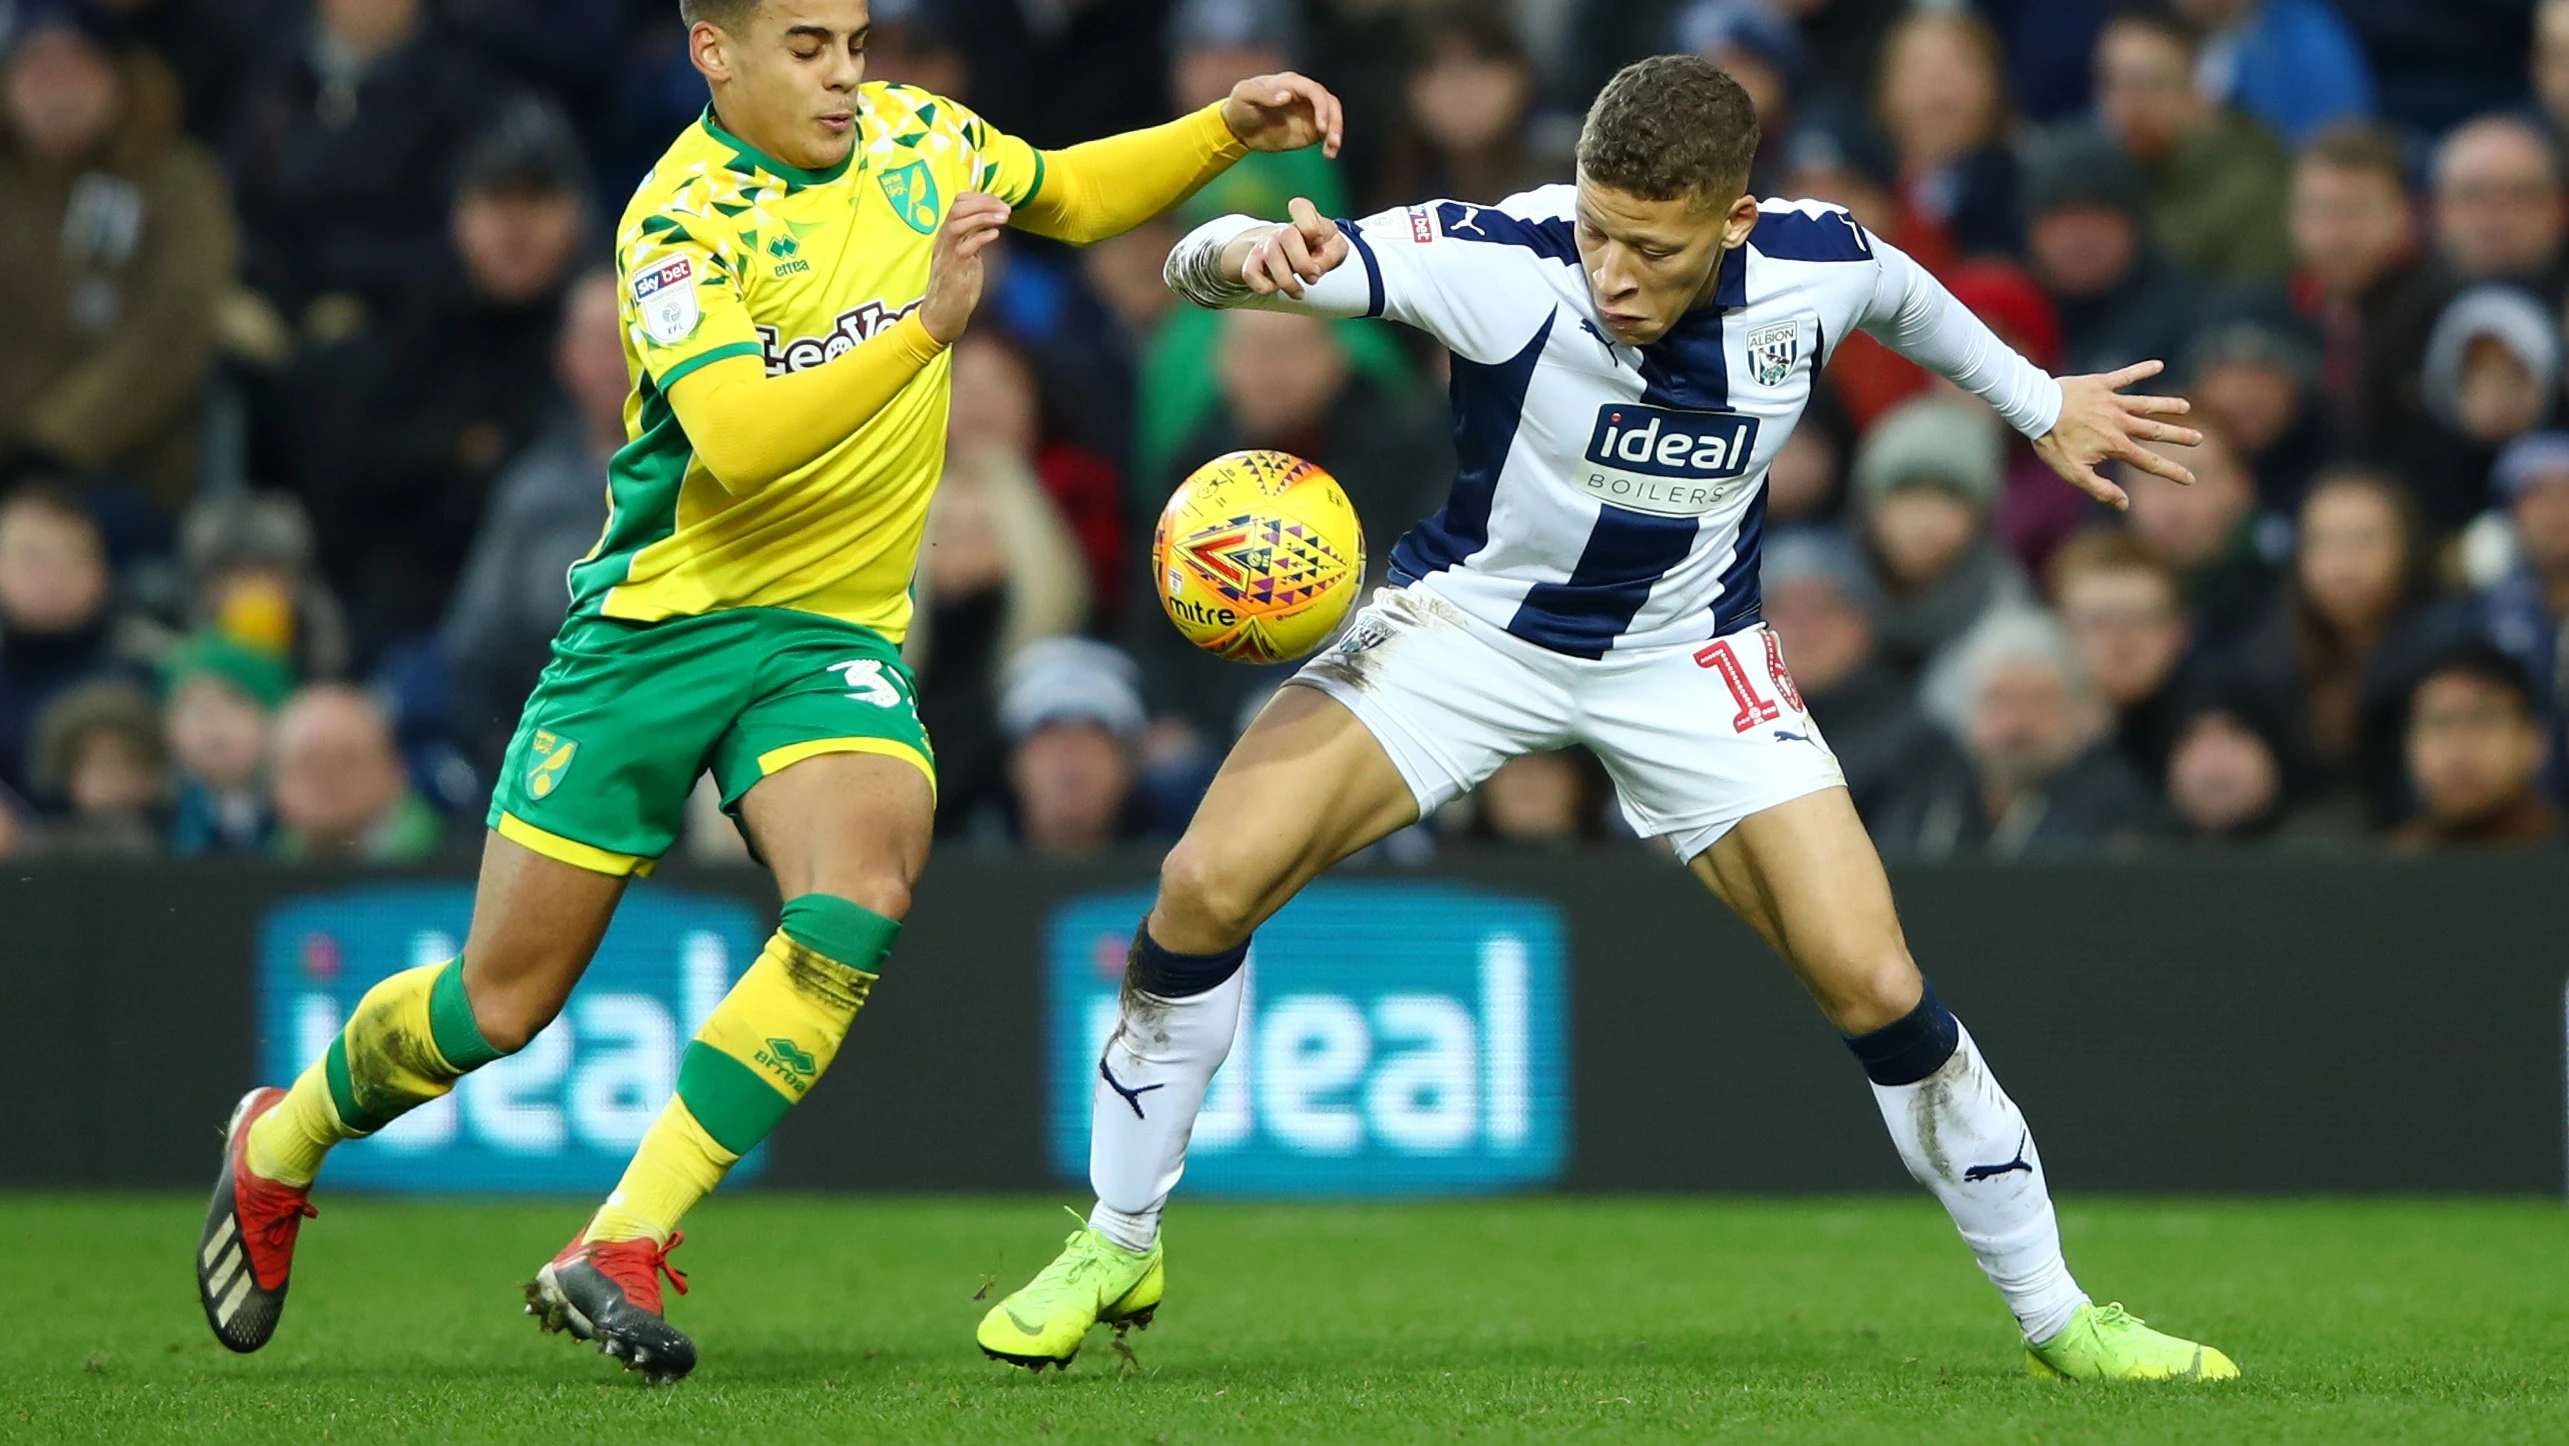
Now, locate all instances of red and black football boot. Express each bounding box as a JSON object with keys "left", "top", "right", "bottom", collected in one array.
[
  {"left": 525, "top": 1229, "right": 698, "bottom": 1384},
  {"left": 196, "top": 1087, "right": 319, "bottom": 1353}
]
